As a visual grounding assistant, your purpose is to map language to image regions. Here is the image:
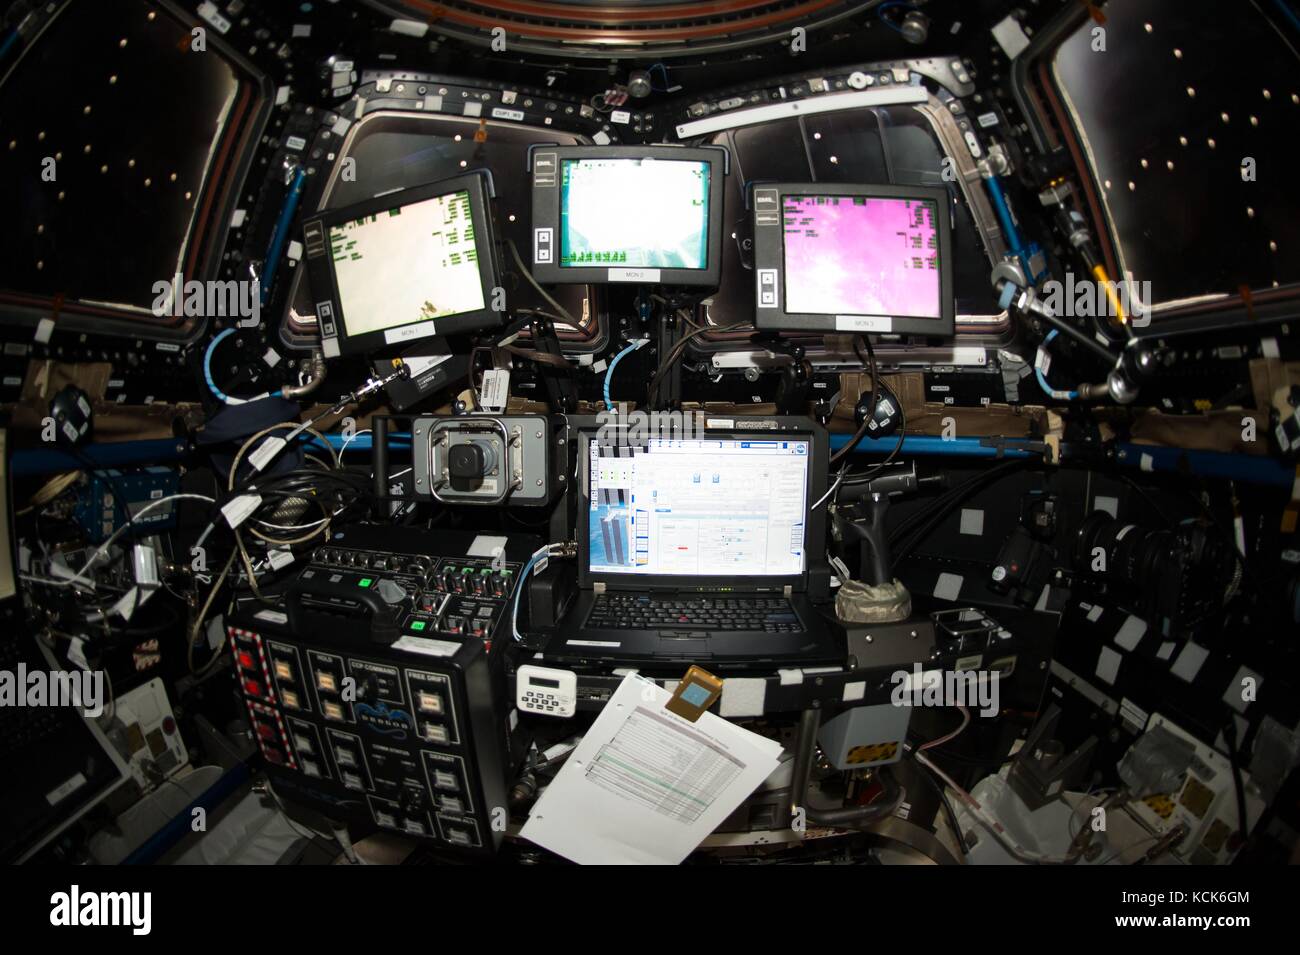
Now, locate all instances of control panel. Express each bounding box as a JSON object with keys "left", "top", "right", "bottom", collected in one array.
[
  {"left": 229, "top": 605, "right": 511, "bottom": 855},
  {"left": 287, "top": 526, "right": 539, "bottom": 650}
]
